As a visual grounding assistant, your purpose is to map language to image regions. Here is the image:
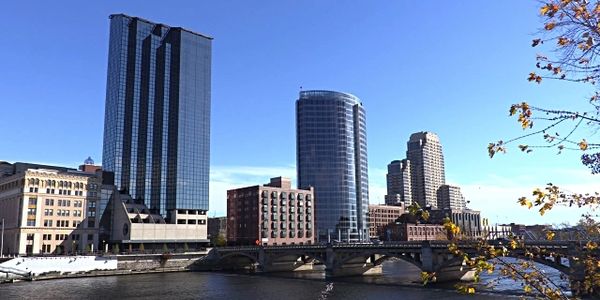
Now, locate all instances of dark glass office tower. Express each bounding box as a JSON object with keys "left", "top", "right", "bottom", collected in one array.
[
  {"left": 102, "top": 14, "right": 211, "bottom": 218},
  {"left": 296, "top": 90, "right": 369, "bottom": 242}
]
